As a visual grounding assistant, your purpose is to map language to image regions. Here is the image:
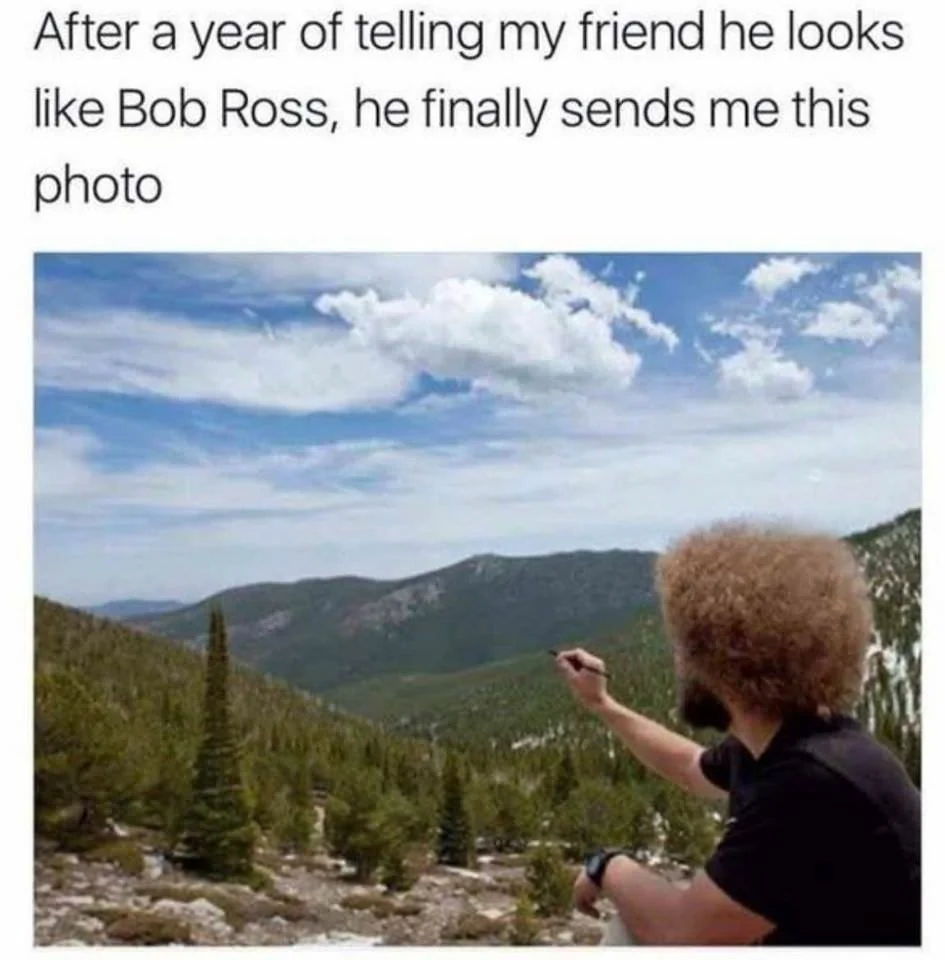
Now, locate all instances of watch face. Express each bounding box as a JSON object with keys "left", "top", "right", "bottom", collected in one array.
[{"left": 585, "top": 851, "right": 605, "bottom": 883}]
